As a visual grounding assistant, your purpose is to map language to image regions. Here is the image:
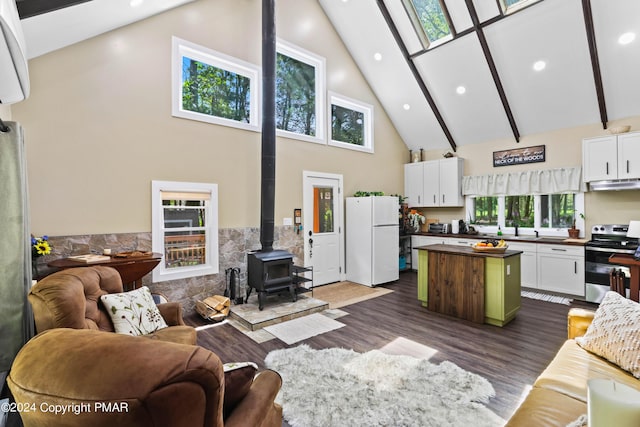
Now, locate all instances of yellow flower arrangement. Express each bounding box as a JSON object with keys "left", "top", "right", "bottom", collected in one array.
[{"left": 31, "top": 235, "right": 52, "bottom": 257}]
